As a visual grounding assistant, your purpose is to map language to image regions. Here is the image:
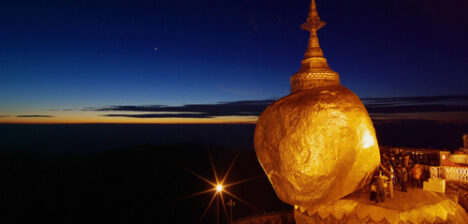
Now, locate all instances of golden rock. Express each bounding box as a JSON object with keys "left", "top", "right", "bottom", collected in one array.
[
  {"left": 254, "top": 1, "right": 468, "bottom": 223},
  {"left": 254, "top": 85, "right": 380, "bottom": 211},
  {"left": 254, "top": 0, "right": 380, "bottom": 212}
]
